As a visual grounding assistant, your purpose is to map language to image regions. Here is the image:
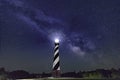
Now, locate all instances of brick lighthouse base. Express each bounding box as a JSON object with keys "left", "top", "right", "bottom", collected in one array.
[{"left": 52, "top": 70, "right": 61, "bottom": 78}]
